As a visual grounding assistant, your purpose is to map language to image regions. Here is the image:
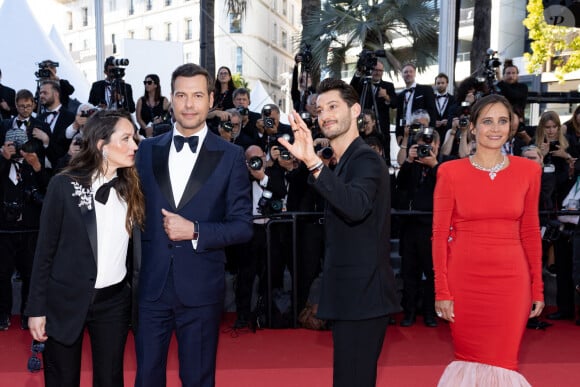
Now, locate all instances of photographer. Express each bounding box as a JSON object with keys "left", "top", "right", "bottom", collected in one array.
[
  {"left": 231, "top": 88, "right": 261, "bottom": 145},
  {"left": 218, "top": 108, "right": 253, "bottom": 149},
  {"left": 233, "top": 145, "right": 287, "bottom": 329},
  {"left": 88, "top": 56, "right": 135, "bottom": 113},
  {"left": 0, "top": 107, "right": 51, "bottom": 330},
  {"left": 291, "top": 46, "right": 316, "bottom": 113},
  {"left": 396, "top": 109, "right": 431, "bottom": 166},
  {"left": 497, "top": 60, "right": 528, "bottom": 113},
  {"left": 395, "top": 127, "right": 441, "bottom": 327},
  {"left": 37, "top": 60, "right": 75, "bottom": 114},
  {"left": 351, "top": 57, "right": 397, "bottom": 160},
  {"left": 256, "top": 104, "right": 292, "bottom": 152}
]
